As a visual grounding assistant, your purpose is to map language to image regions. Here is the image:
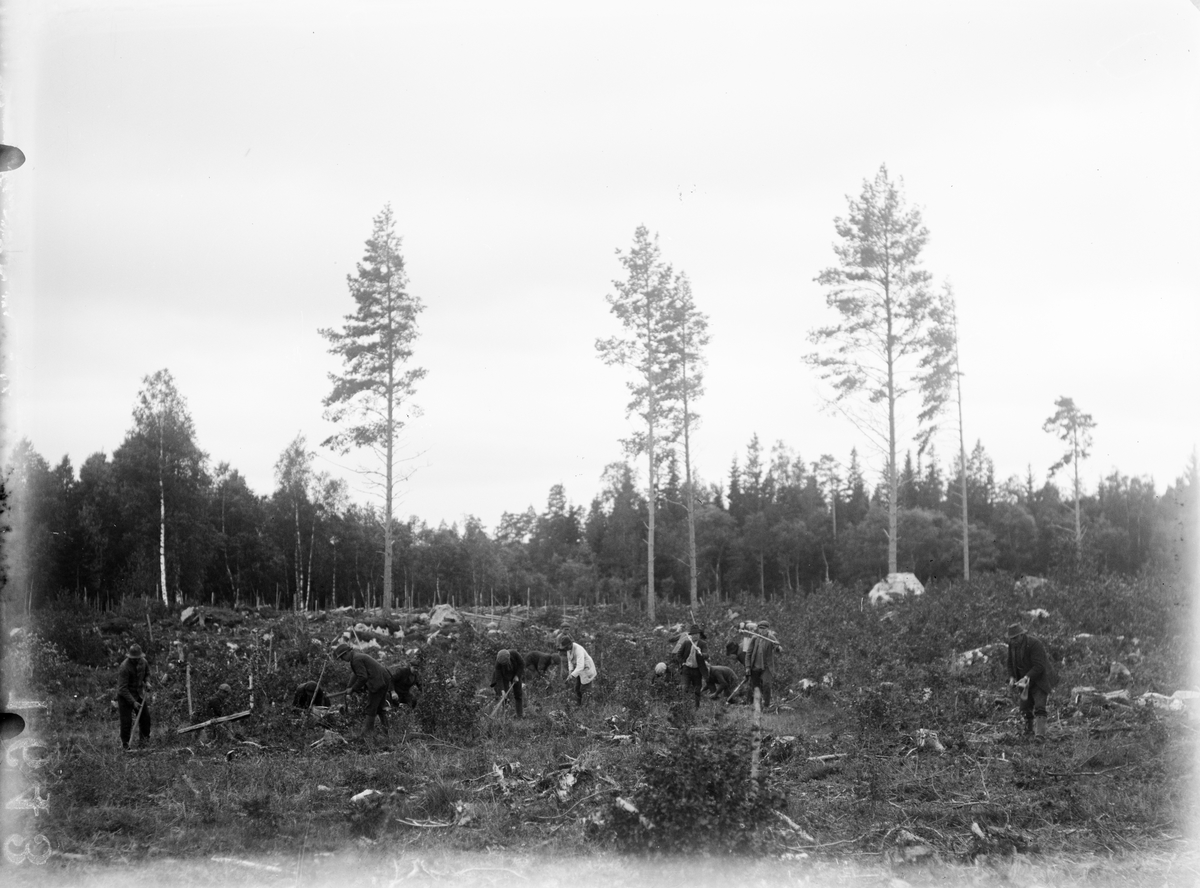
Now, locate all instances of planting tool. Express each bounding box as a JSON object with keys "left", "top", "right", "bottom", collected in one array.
[
  {"left": 488, "top": 685, "right": 512, "bottom": 719},
  {"left": 308, "top": 660, "right": 329, "bottom": 715},
  {"left": 133, "top": 693, "right": 150, "bottom": 747},
  {"left": 725, "top": 677, "right": 747, "bottom": 704}
]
